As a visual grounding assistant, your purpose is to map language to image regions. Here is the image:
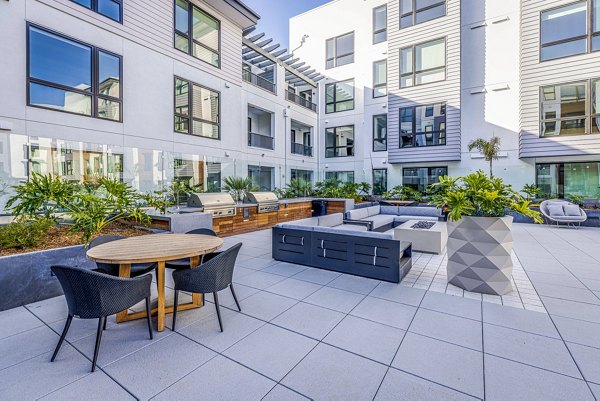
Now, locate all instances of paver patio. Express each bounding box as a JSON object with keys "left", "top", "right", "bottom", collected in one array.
[{"left": 1, "top": 223, "right": 599, "bottom": 400}]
